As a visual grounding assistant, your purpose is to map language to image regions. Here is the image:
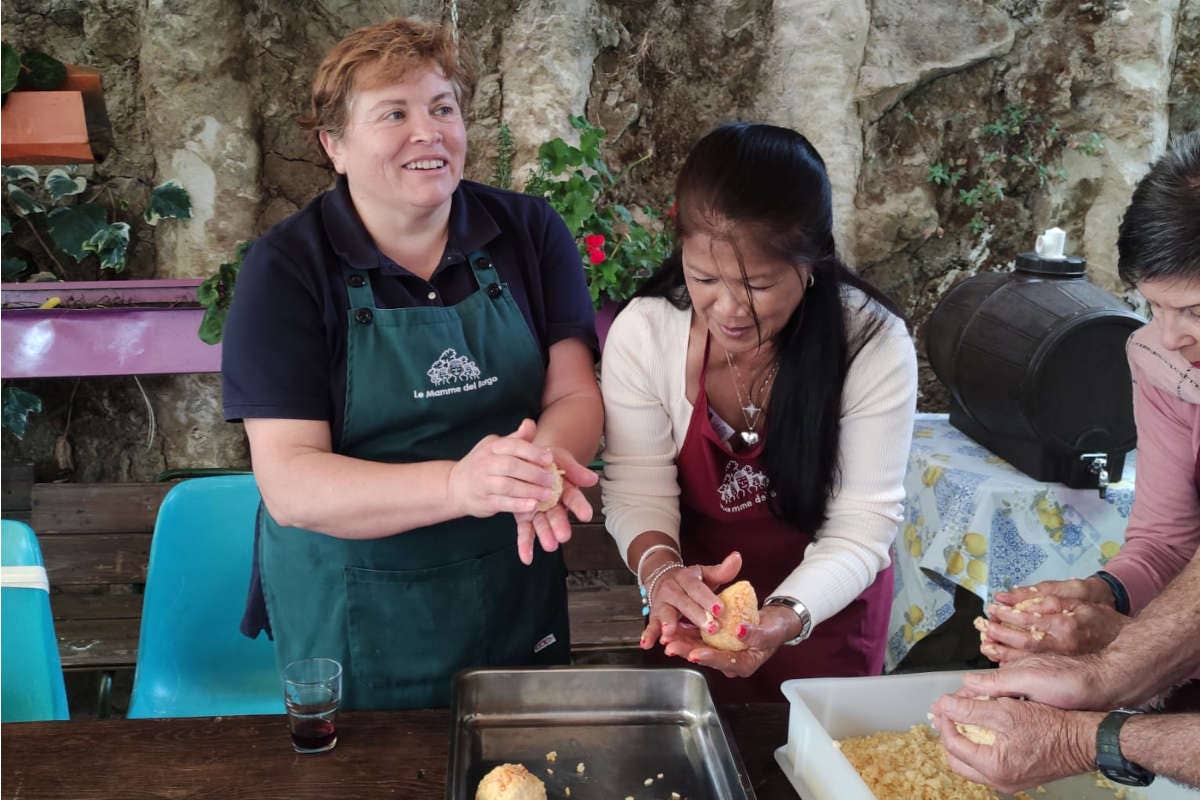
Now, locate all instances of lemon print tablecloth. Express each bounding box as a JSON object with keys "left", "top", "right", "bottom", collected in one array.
[{"left": 885, "top": 413, "right": 1136, "bottom": 672}]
